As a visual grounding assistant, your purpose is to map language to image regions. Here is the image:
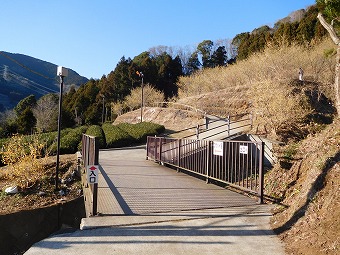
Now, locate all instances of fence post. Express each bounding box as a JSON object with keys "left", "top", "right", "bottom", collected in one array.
[
  {"left": 227, "top": 115, "right": 230, "bottom": 137},
  {"left": 92, "top": 136, "right": 99, "bottom": 215},
  {"left": 206, "top": 141, "right": 211, "bottom": 184},
  {"left": 146, "top": 136, "right": 149, "bottom": 160},
  {"left": 158, "top": 137, "right": 163, "bottom": 163},
  {"left": 258, "top": 141, "right": 265, "bottom": 204},
  {"left": 196, "top": 124, "right": 199, "bottom": 139},
  {"left": 177, "top": 139, "right": 181, "bottom": 172}
]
